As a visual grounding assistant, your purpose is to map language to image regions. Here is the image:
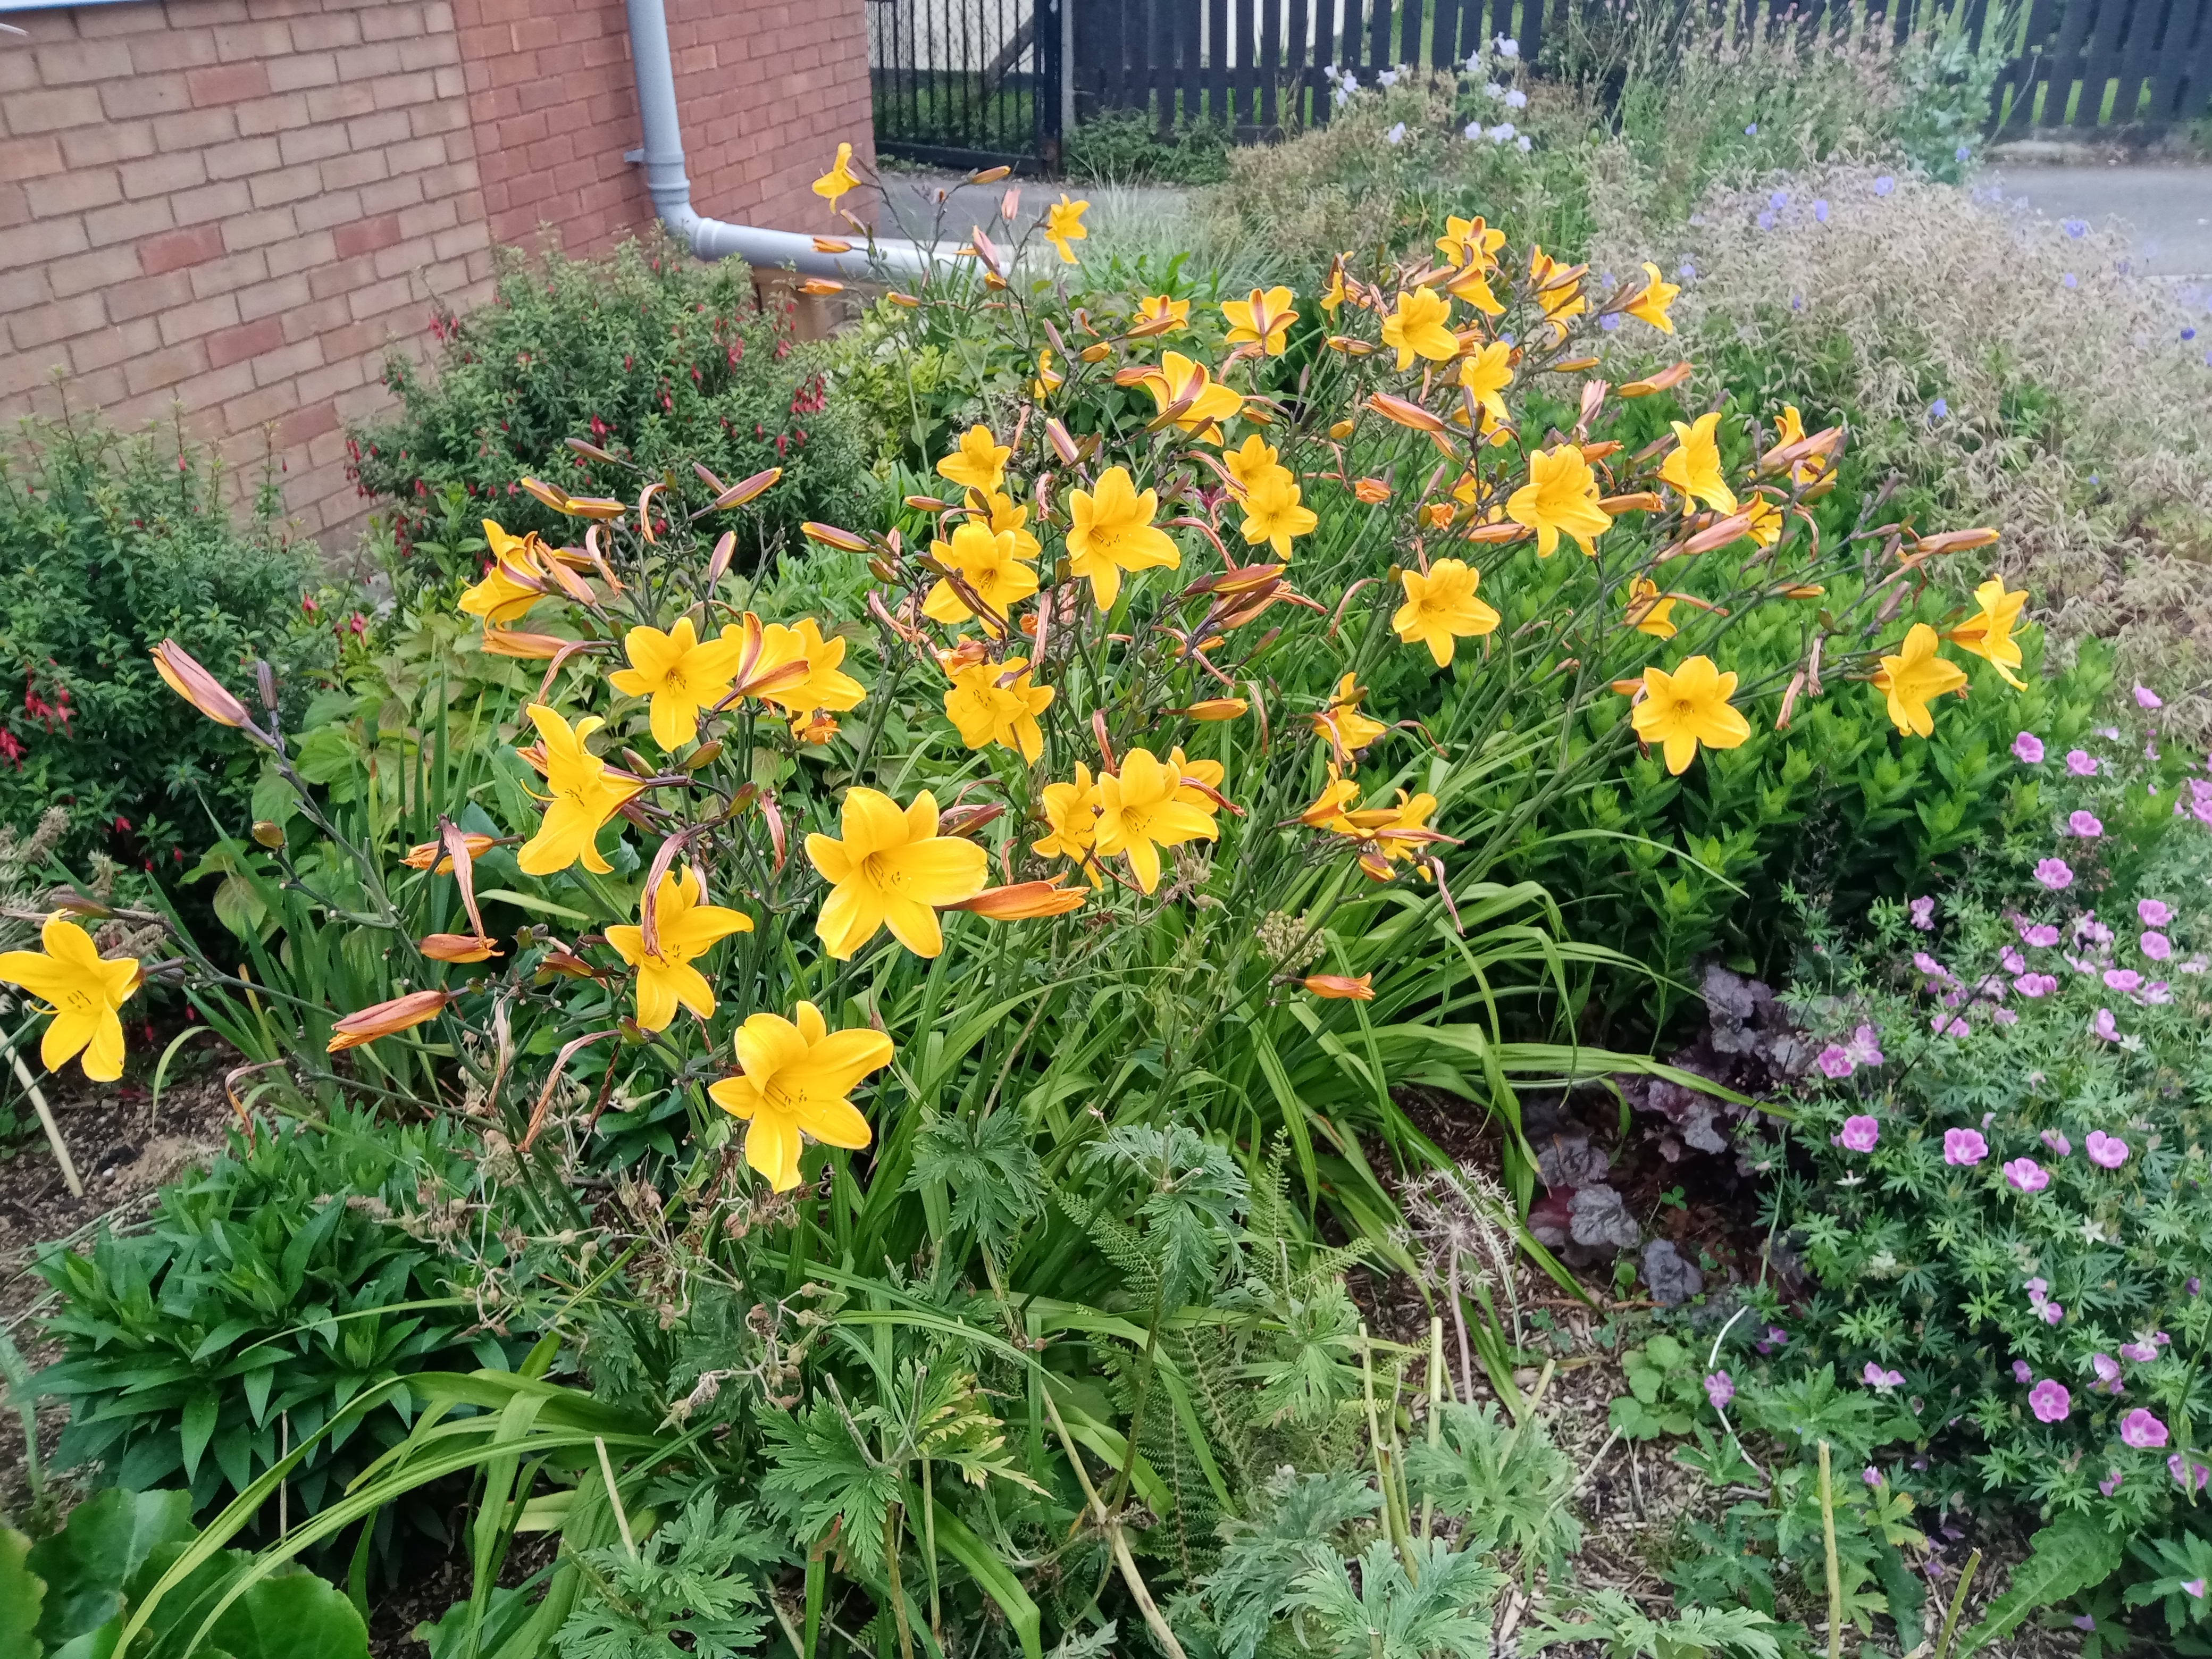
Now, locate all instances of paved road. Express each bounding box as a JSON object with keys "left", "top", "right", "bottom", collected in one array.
[
  {"left": 872, "top": 170, "right": 1188, "bottom": 246},
  {"left": 1984, "top": 163, "right": 2212, "bottom": 276}
]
